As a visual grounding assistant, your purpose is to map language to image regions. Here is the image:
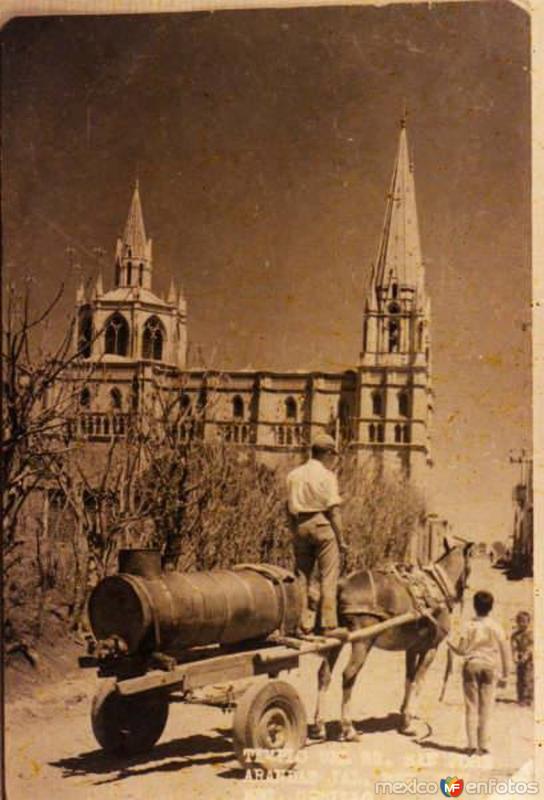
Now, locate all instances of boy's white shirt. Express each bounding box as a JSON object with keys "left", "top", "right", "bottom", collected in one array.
[{"left": 449, "top": 615, "right": 510, "bottom": 679}]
